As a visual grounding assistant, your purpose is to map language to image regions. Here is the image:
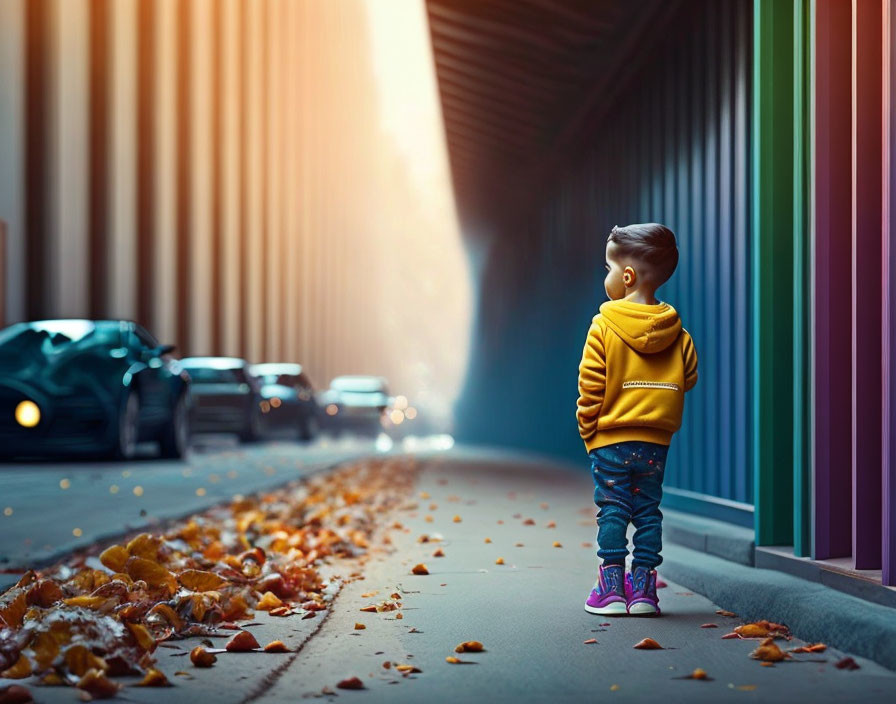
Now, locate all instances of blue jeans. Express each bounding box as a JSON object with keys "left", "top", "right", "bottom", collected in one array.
[{"left": 589, "top": 440, "right": 669, "bottom": 570}]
